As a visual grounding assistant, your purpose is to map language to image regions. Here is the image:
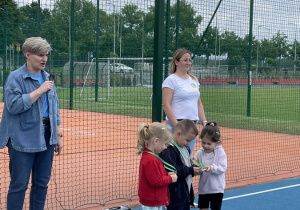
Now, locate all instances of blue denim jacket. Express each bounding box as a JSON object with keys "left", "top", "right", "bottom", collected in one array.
[{"left": 0, "top": 64, "right": 61, "bottom": 152}]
